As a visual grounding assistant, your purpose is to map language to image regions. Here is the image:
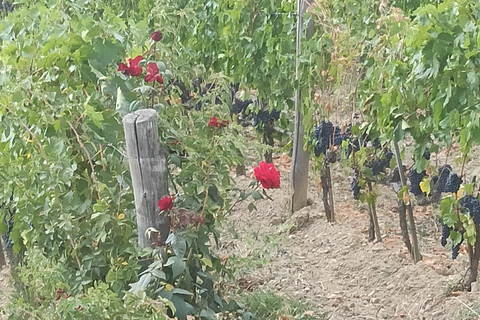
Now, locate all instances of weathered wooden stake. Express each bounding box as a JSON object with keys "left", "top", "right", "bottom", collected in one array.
[
  {"left": 393, "top": 140, "right": 422, "bottom": 263},
  {"left": 123, "top": 109, "right": 169, "bottom": 248},
  {"left": 326, "top": 165, "right": 335, "bottom": 222},
  {"left": 367, "top": 182, "right": 382, "bottom": 242},
  {"left": 0, "top": 238, "right": 6, "bottom": 269},
  {"left": 291, "top": 0, "right": 314, "bottom": 212}
]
